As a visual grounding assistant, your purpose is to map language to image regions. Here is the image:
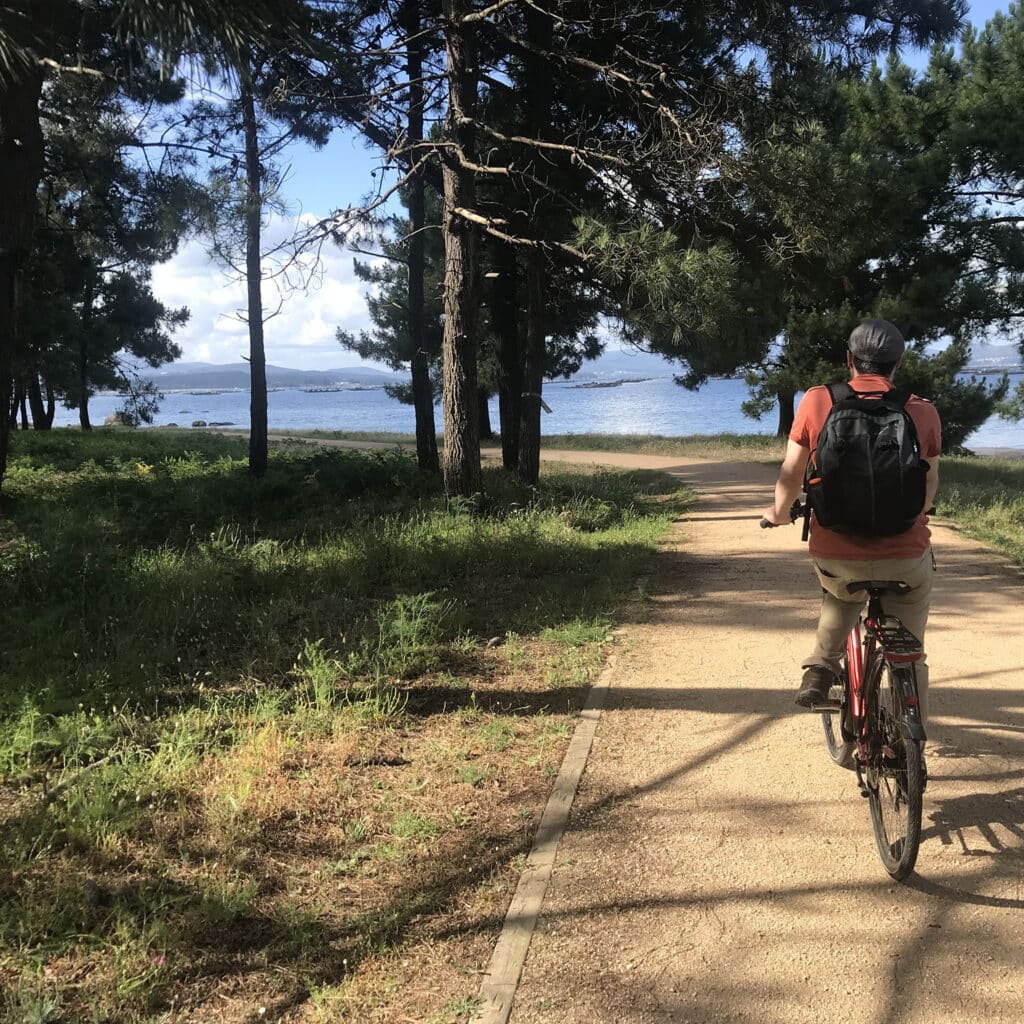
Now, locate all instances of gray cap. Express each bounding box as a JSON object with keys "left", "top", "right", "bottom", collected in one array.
[{"left": 848, "top": 319, "right": 905, "bottom": 363}]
